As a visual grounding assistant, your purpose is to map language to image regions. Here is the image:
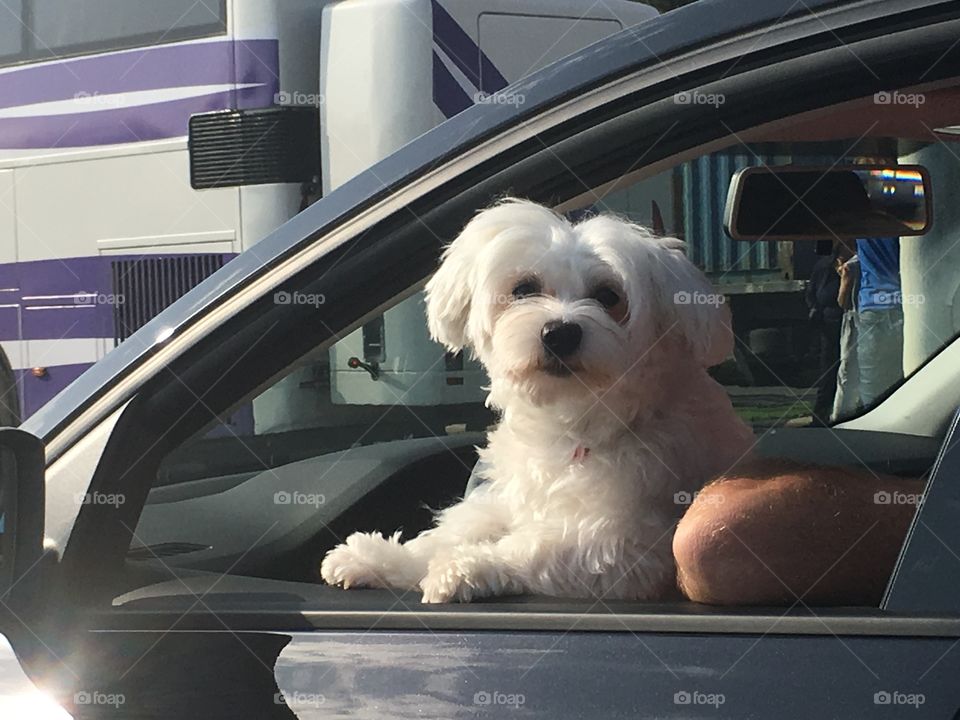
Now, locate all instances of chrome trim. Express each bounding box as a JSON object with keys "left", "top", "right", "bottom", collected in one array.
[{"left": 99, "top": 609, "right": 960, "bottom": 636}]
